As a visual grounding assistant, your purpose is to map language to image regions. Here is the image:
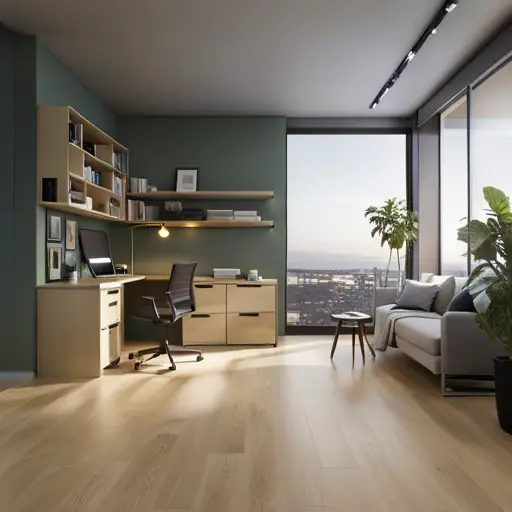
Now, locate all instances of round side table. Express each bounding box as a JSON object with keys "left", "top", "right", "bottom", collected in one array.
[{"left": 330, "top": 313, "right": 376, "bottom": 367}]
